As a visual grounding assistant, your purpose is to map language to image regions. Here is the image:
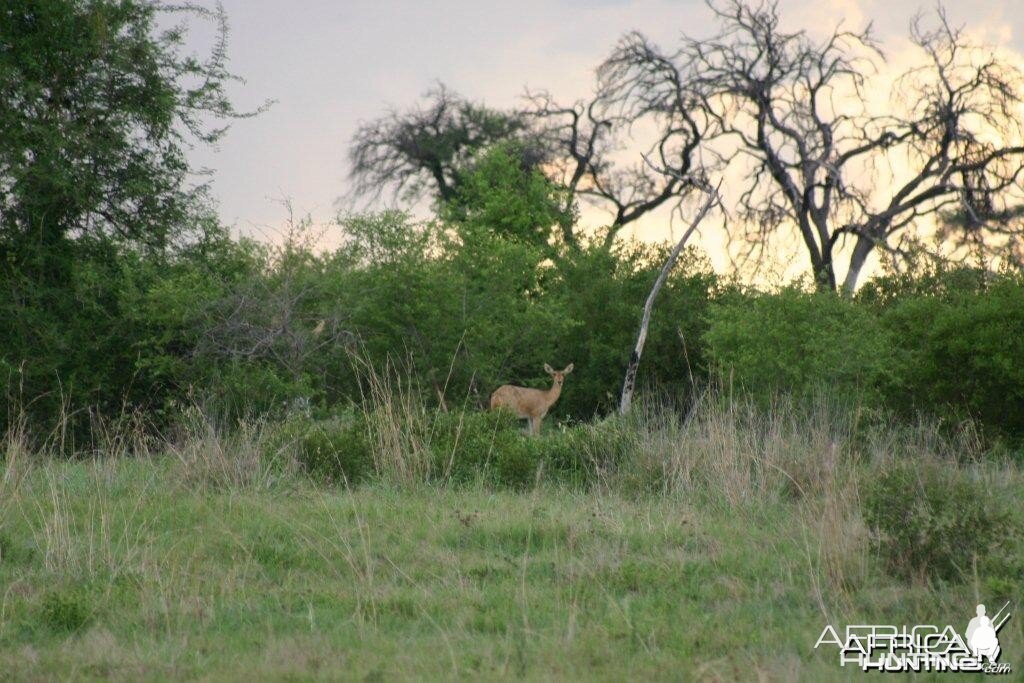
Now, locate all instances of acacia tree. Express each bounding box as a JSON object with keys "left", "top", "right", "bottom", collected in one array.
[
  {"left": 603, "top": 1, "right": 1024, "bottom": 292},
  {"left": 348, "top": 81, "right": 714, "bottom": 248},
  {"left": 347, "top": 84, "right": 535, "bottom": 205}
]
